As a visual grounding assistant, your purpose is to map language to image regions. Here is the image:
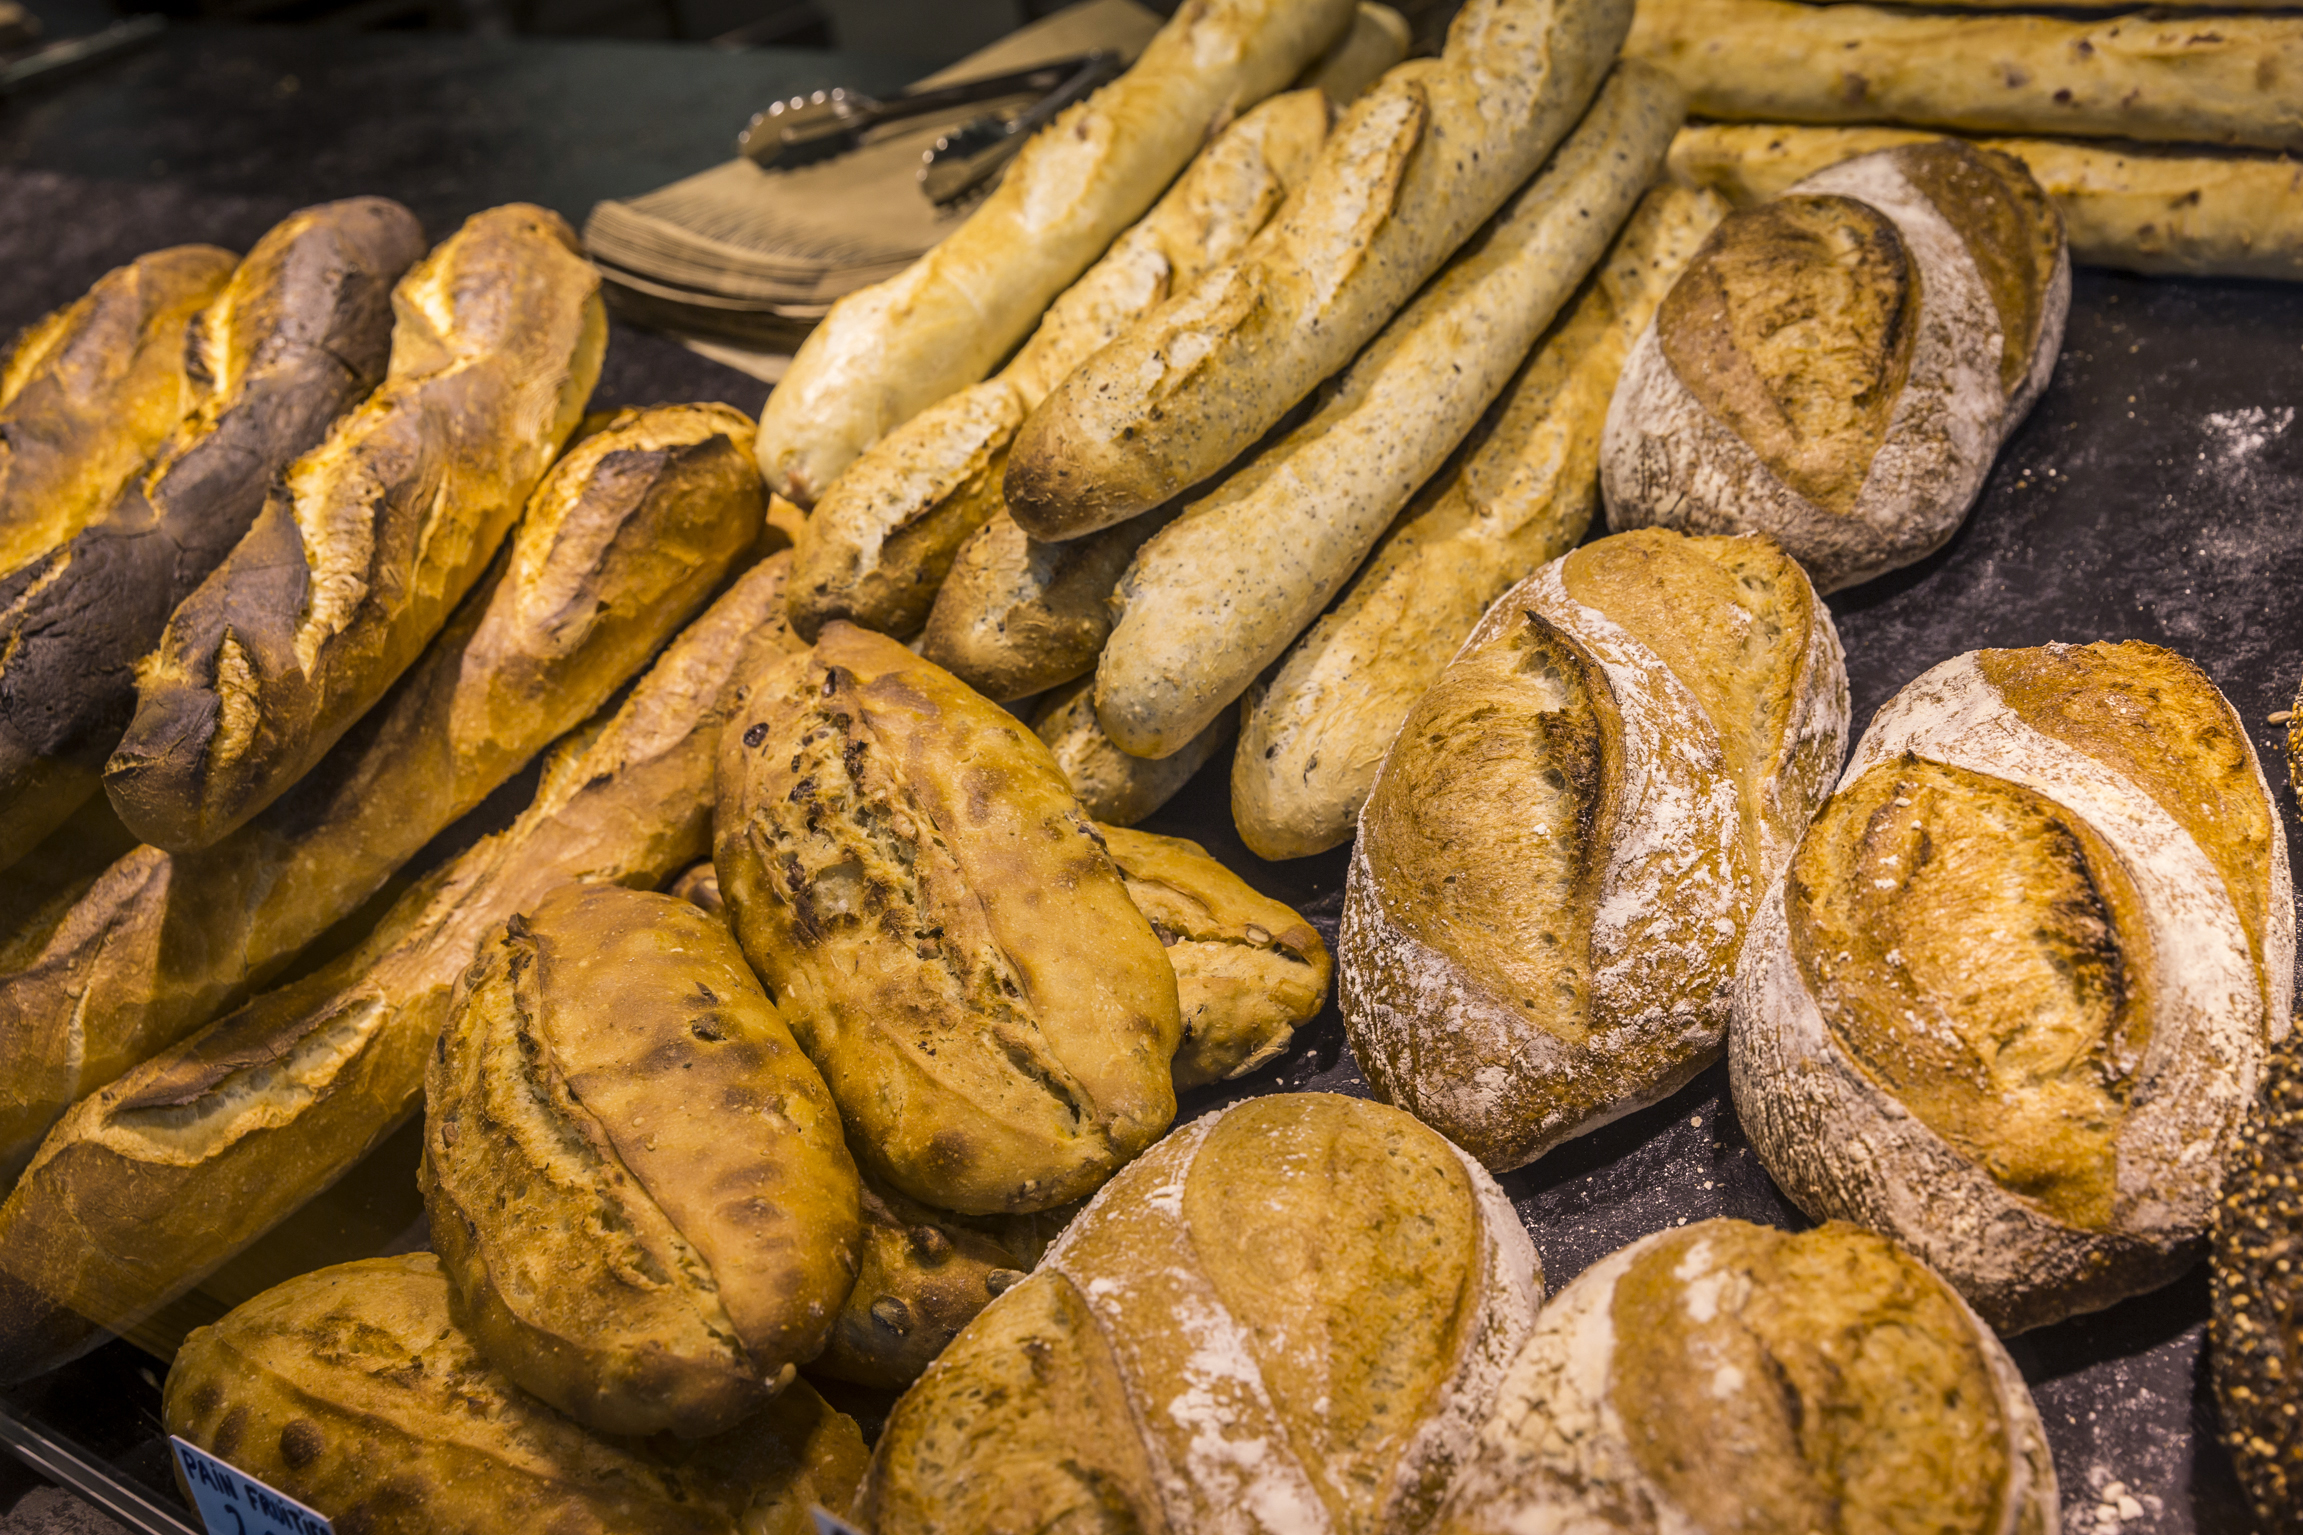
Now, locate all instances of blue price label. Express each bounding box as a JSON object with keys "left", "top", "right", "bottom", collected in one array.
[{"left": 169, "top": 1437, "right": 334, "bottom": 1535}]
